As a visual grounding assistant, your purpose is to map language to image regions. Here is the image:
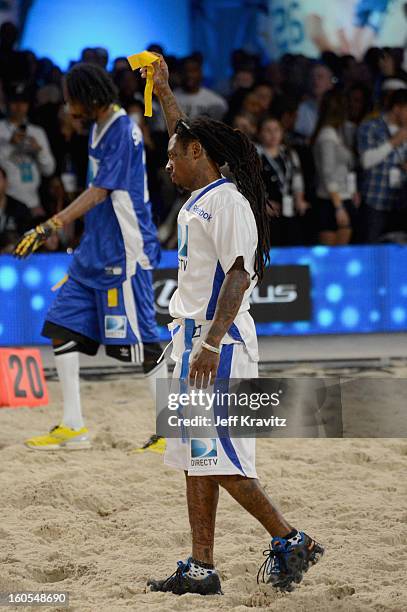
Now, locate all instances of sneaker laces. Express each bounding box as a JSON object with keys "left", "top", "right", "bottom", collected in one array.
[
  {"left": 257, "top": 537, "right": 292, "bottom": 584},
  {"left": 162, "top": 559, "right": 191, "bottom": 590}
]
